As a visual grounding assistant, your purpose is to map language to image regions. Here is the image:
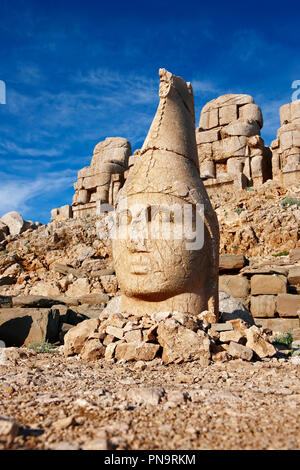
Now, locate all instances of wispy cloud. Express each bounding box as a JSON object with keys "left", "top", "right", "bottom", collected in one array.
[{"left": 0, "top": 170, "right": 75, "bottom": 218}]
